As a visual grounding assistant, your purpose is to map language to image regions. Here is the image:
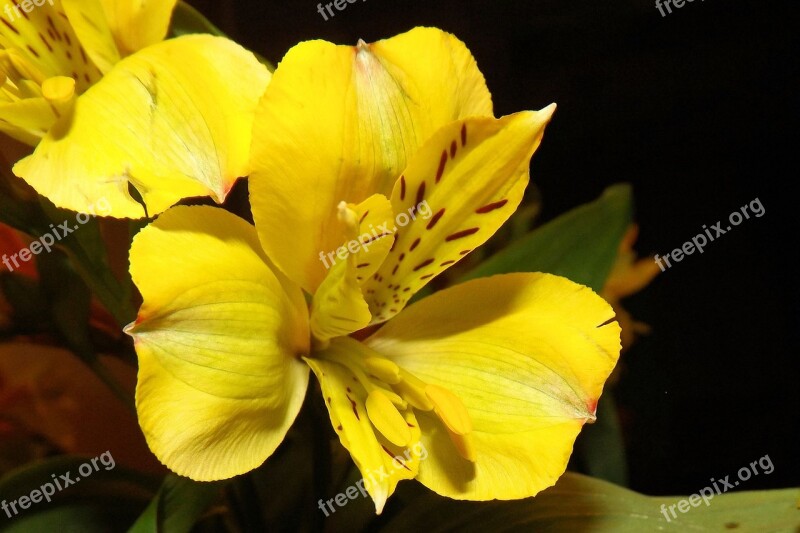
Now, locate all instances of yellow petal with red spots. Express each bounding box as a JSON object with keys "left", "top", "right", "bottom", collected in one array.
[
  {"left": 363, "top": 108, "right": 555, "bottom": 323},
  {"left": 310, "top": 194, "right": 395, "bottom": 343},
  {"left": 306, "top": 337, "right": 423, "bottom": 514},
  {"left": 63, "top": 0, "right": 178, "bottom": 73},
  {"left": 0, "top": 1, "right": 102, "bottom": 143},
  {"left": 249, "top": 27, "right": 492, "bottom": 293}
]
